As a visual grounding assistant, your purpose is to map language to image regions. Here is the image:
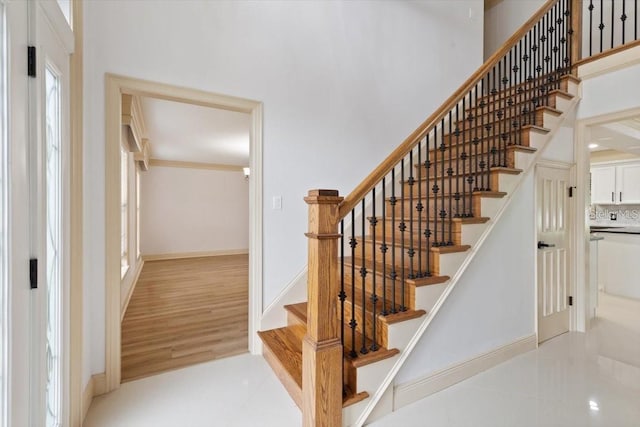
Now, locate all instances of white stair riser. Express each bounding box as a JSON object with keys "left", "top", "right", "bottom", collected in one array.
[
  {"left": 512, "top": 150, "right": 534, "bottom": 170},
  {"left": 496, "top": 172, "right": 519, "bottom": 194},
  {"left": 413, "top": 282, "right": 448, "bottom": 312},
  {"left": 436, "top": 251, "right": 468, "bottom": 277},
  {"left": 460, "top": 222, "right": 488, "bottom": 246},
  {"left": 479, "top": 196, "right": 505, "bottom": 218}
]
